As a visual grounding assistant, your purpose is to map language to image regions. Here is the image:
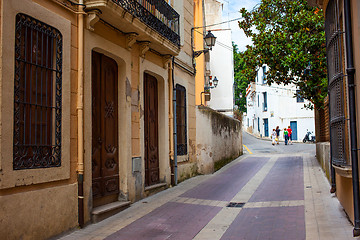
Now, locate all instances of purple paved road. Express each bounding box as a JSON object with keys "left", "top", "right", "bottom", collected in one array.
[
  {"left": 221, "top": 206, "right": 305, "bottom": 240},
  {"left": 103, "top": 156, "right": 308, "bottom": 240},
  {"left": 105, "top": 202, "right": 222, "bottom": 240},
  {"left": 180, "top": 157, "right": 269, "bottom": 201},
  {"left": 249, "top": 156, "right": 304, "bottom": 202}
]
